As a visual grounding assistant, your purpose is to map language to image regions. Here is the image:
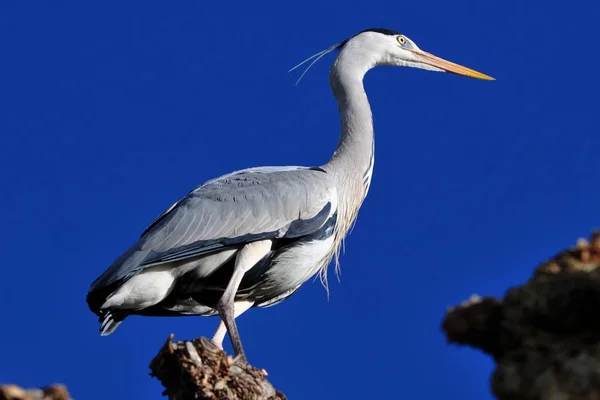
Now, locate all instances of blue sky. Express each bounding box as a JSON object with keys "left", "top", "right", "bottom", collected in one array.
[{"left": 1, "top": 1, "right": 598, "bottom": 399}]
